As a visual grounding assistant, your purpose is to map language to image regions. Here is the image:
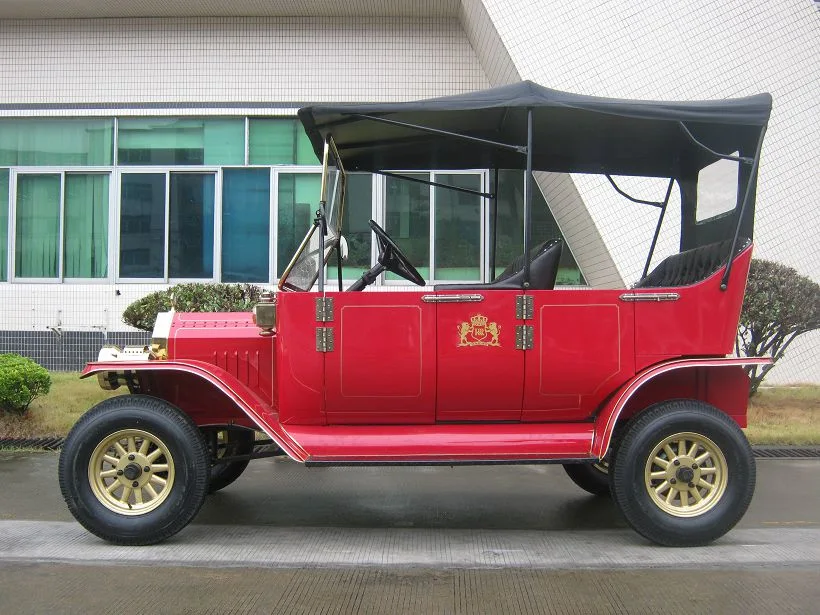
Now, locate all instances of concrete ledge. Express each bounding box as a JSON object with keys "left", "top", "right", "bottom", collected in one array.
[{"left": 2, "top": 520, "right": 819, "bottom": 570}]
